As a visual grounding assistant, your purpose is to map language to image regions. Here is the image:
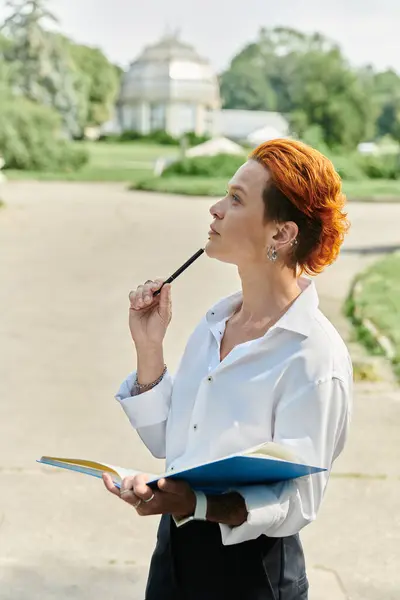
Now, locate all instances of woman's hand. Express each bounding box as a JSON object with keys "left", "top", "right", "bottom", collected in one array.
[
  {"left": 128, "top": 279, "right": 172, "bottom": 348},
  {"left": 102, "top": 473, "right": 196, "bottom": 520}
]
